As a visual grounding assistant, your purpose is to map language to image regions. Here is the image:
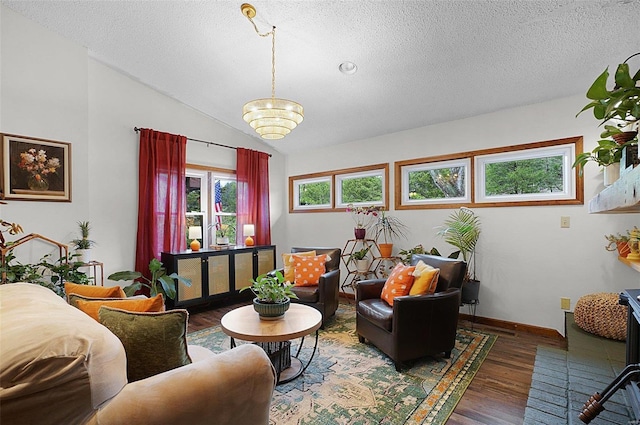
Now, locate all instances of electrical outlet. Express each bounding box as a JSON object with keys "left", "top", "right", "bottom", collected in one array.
[
  {"left": 560, "top": 216, "right": 570, "bottom": 228},
  {"left": 561, "top": 297, "right": 571, "bottom": 310}
]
